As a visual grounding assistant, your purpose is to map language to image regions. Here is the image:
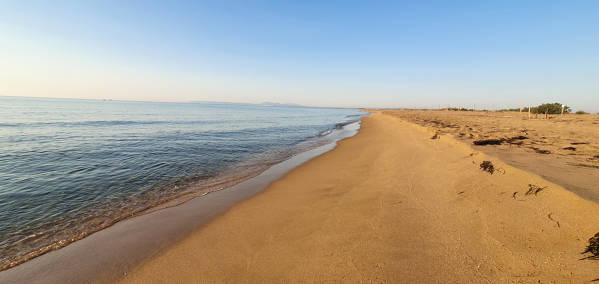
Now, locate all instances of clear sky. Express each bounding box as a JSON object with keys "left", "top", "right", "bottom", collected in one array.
[{"left": 1, "top": 1, "right": 598, "bottom": 111}]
